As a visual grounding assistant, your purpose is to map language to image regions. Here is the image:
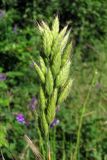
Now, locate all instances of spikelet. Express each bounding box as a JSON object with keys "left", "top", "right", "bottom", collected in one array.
[
  {"left": 58, "top": 25, "right": 68, "bottom": 40},
  {"left": 45, "top": 68, "right": 54, "bottom": 96},
  {"left": 47, "top": 100, "right": 56, "bottom": 125},
  {"left": 61, "top": 42, "right": 72, "bottom": 66},
  {"left": 51, "top": 25, "right": 68, "bottom": 58},
  {"left": 58, "top": 79, "right": 73, "bottom": 104},
  {"left": 53, "top": 88, "right": 58, "bottom": 104},
  {"left": 47, "top": 89, "right": 58, "bottom": 124},
  {"left": 39, "top": 86, "right": 46, "bottom": 110},
  {"left": 60, "top": 30, "right": 71, "bottom": 54},
  {"left": 52, "top": 16, "right": 59, "bottom": 40},
  {"left": 51, "top": 36, "right": 60, "bottom": 58},
  {"left": 40, "top": 111, "right": 49, "bottom": 136},
  {"left": 42, "top": 21, "right": 53, "bottom": 56},
  {"left": 39, "top": 56, "right": 47, "bottom": 75},
  {"left": 42, "top": 21, "right": 50, "bottom": 31},
  {"left": 56, "top": 61, "right": 71, "bottom": 87},
  {"left": 51, "top": 51, "right": 61, "bottom": 76},
  {"left": 33, "top": 61, "right": 45, "bottom": 83},
  {"left": 37, "top": 22, "right": 44, "bottom": 33}
]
